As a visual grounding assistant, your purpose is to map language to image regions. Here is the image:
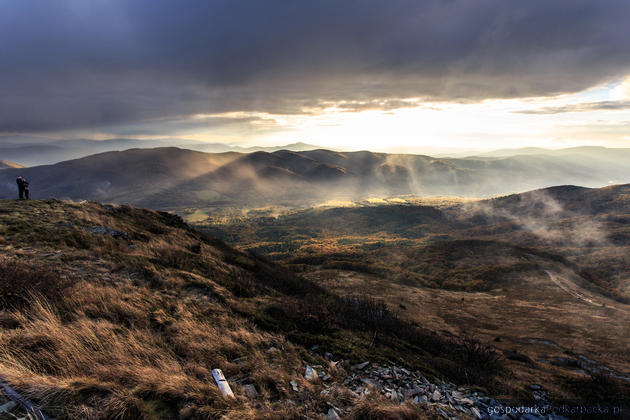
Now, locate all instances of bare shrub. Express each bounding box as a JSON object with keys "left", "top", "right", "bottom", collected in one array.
[{"left": 0, "top": 258, "right": 73, "bottom": 308}]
